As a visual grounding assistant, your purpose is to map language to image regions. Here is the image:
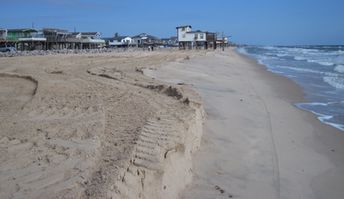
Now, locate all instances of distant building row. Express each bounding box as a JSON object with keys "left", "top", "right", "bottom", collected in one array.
[
  {"left": 0, "top": 28, "right": 177, "bottom": 51},
  {"left": 0, "top": 28, "right": 106, "bottom": 50},
  {"left": 0, "top": 26, "right": 228, "bottom": 51},
  {"left": 103, "top": 33, "right": 177, "bottom": 48}
]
